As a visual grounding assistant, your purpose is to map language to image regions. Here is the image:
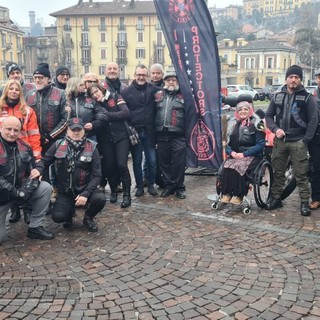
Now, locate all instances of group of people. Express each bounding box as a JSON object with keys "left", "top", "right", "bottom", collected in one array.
[
  {"left": 0, "top": 61, "right": 189, "bottom": 244},
  {"left": 220, "top": 64, "right": 320, "bottom": 217}
]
